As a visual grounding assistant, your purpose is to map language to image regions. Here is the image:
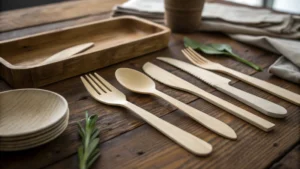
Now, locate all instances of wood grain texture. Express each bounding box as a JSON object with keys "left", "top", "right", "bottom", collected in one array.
[
  {"left": 0, "top": 89, "right": 68, "bottom": 137},
  {"left": 0, "top": 112, "right": 69, "bottom": 151},
  {"left": 270, "top": 144, "right": 300, "bottom": 169},
  {"left": 0, "top": 0, "right": 127, "bottom": 32},
  {"left": 0, "top": 16, "right": 170, "bottom": 88},
  {"left": 46, "top": 102, "right": 299, "bottom": 169},
  {"left": 0, "top": 1, "right": 299, "bottom": 166},
  {"left": 0, "top": 31, "right": 299, "bottom": 169},
  {"left": 0, "top": 13, "right": 112, "bottom": 41}
]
